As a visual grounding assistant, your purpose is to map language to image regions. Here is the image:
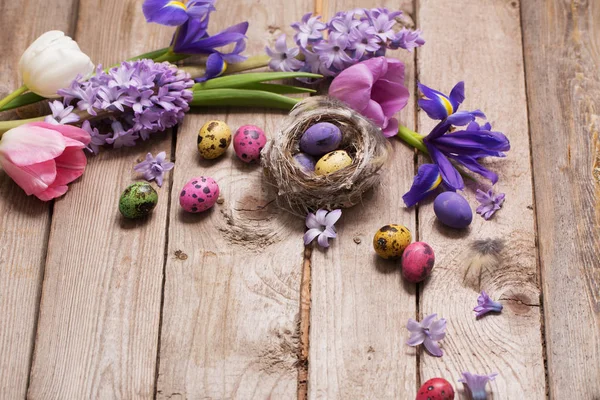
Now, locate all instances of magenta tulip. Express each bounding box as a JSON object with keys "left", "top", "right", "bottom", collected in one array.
[
  {"left": 329, "top": 56, "right": 409, "bottom": 137},
  {"left": 0, "top": 122, "right": 90, "bottom": 201}
]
